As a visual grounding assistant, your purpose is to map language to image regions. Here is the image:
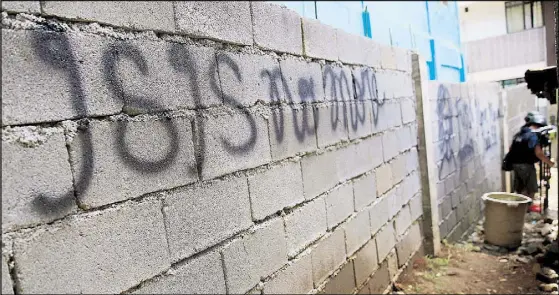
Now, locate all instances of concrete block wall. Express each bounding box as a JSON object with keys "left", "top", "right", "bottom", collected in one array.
[
  {"left": 426, "top": 80, "right": 504, "bottom": 242},
  {"left": 1, "top": 2, "right": 424, "bottom": 294}
]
